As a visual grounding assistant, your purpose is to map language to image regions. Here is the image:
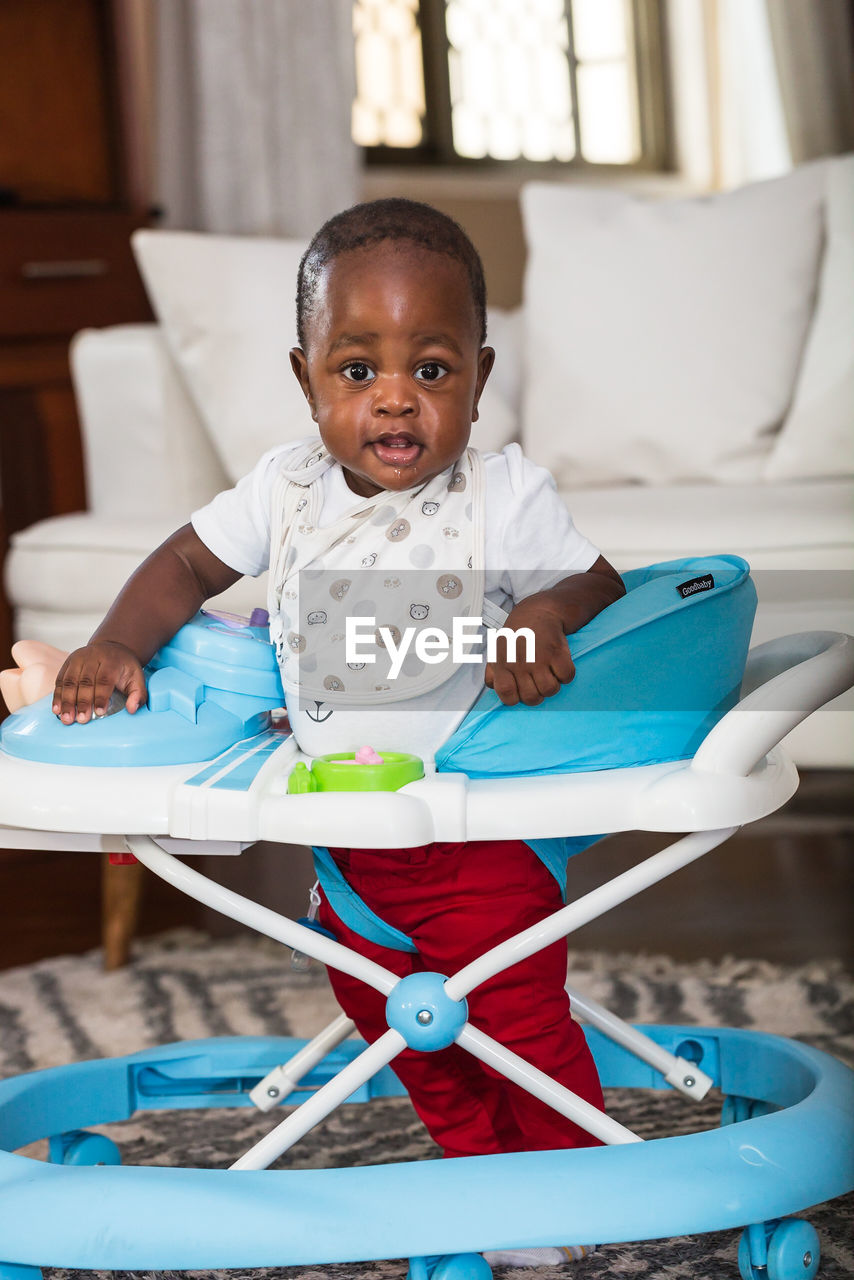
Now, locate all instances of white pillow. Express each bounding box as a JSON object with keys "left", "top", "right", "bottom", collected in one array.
[
  {"left": 521, "top": 164, "right": 827, "bottom": 488},
  {"left": 132, "top": 230, "right": 311, "bottom": 482},
  {"left": 763, "top": 154, "right": 854, "bottom": 481},
  {"left": 70, "top": 325, "right": 229, "bottom": 519},
  {"left": 132, "top": 230, "right": 518, "bottom": 482}
]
